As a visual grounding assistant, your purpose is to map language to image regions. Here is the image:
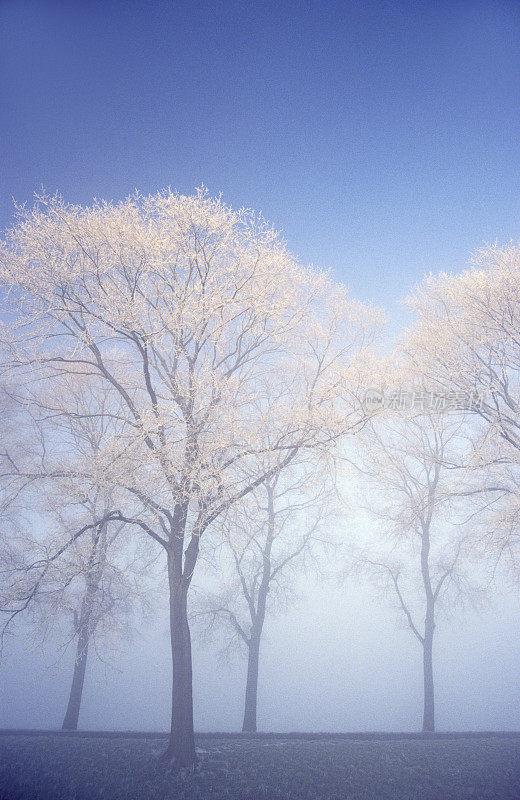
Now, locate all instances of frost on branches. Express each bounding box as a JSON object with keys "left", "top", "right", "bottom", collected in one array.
[
  {"left": 0, "top": 189, "right": 381, "bottom": 766},
  {"left": 403, "top": 246, "right": 520, "bottom": 579}
]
